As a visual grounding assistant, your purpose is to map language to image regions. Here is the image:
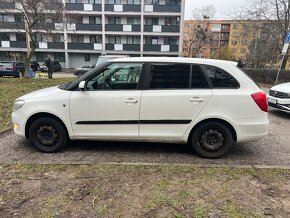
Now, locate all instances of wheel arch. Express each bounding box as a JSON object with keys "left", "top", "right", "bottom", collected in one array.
[
  {"left": 187, "top": 118, "right": 237, "bottom": 143},
  {"left": 25, "top": 112, "right": 69, "bottom": 139}
]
